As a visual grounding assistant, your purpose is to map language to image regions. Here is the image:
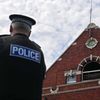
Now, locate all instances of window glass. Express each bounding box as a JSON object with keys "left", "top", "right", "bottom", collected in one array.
[
  {"left": 83, "top": 62, "right": 100, "bottom": 80},
  {"left": 67, "top": 74, "right": 76, "bottom": 84}
]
